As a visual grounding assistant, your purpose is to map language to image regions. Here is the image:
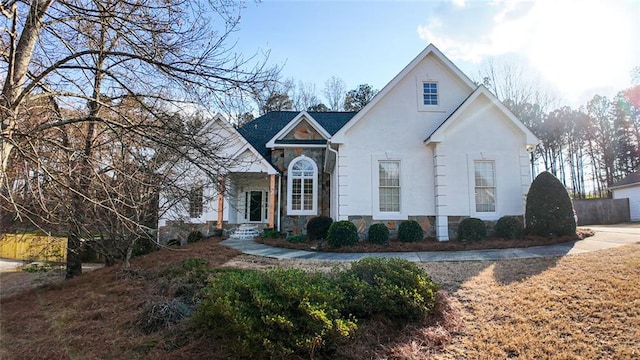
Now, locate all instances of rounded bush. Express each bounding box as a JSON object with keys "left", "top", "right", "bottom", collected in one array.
[
  {"left": 337, "top": 258, "right": 439, "bottom": 319},
  {"left": 367, "top": 223, "right": 389, "bottom": 245},
  {"left": 306, "top": 216, "right": 333, "bottom": 240},
  {"left": 525, "top": 171, "right": 576, "bottom": 236},
  {"left": 261, "top": 228, "right": 280, "bottom": 239},
  {"left": 457, "top": 218, "right": 487, "bottom": 242},
  {"left": 285, "top": 234, "right": 306, "bottom": 243},
  {"left": 495, "top": 216, "right": 524, "bottom": 239},
  {"left": 327, "top": 220, "right": 359, "bottom": 247},
  {"left": 194, "top": 268, "right": 357, "bottom": 359},
  {"left": 186, "top": 230, "right": 203, "bottom": 243},
  {"left": 397, "top": 220, "right": 424, "bottom": 243}
]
